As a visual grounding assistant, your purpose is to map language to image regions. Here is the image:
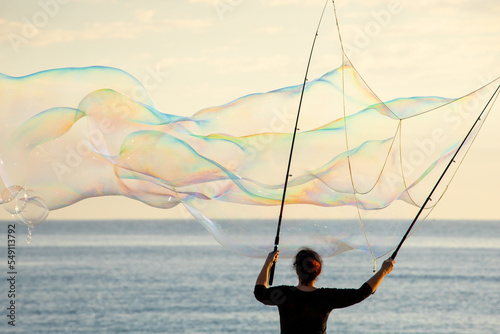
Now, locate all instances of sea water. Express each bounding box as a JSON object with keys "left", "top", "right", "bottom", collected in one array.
[{"left": 0, "top": 219, "right": 499, "bottom": 334}]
